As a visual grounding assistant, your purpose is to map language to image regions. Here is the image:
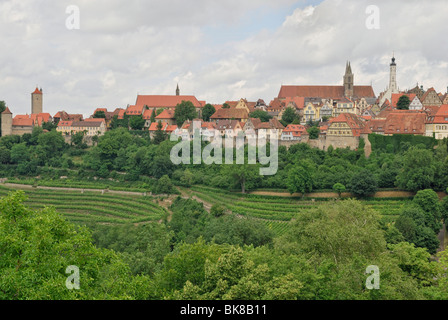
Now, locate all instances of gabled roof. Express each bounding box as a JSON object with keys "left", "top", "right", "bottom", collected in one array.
[
  {"left": 58, "top": 121, "right": 73, "bottom": 127},
  {"left": 391, "top": 93, "right": 417, "bottom": 107},
  {"left": 142, "top": 109, "right": 154, "bottom": 120},
  {"left": 12, "top": 116, "right": 34, "bottom": 127},
  {"left": 126, "top": 105, "right": 144, "bottom": 116},
  {"left": 424, "top": 105, "right": 441, "bottom": 117},
  {"left": 148, "top": 122, "right": 168, "bottom": 131},
  {"left": 433, "top": 105, "right": 448, "bottom": 124},
  {"left": 329, "top": 113, "right": 366, "bottom": 137},
  {"left": 278, "top": 85, "right": 376, "bottom": 99},
  {"left": 282, "top": 124, "right": 307, "bottom": 137},
  {"left": 384, "top": 112, "right": 426, "bottom": 135},
  {"left": 136, "top": 95, "right": 202, "bottom": 109},
  {"left": 155, "top": 109, "right": 175, "bottom": 120},
  {"left": 421, "top": 87, "right": 435, "bottom": 102},
  {"left": 215, "top": 120, "right": 242, "bottom": 131},
  {"left": 210, "top": 108, "right": 249, "bottom": 120}
]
